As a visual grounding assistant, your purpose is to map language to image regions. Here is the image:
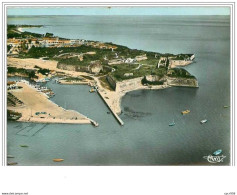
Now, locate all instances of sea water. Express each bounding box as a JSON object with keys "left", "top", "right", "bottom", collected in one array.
[{"left": 7, "top": 15, "right": 230, "bottom": 165}]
